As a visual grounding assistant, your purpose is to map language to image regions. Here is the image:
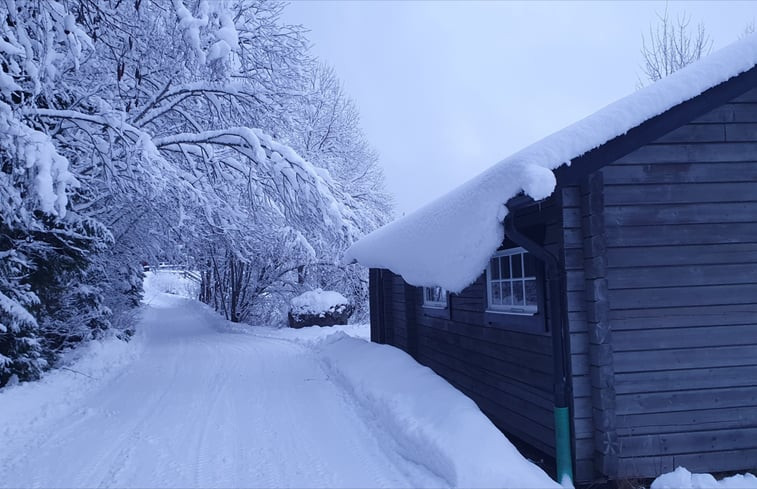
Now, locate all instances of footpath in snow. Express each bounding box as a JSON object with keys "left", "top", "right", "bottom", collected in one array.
[{"left": 0, "top": 279, "right": 556, "bottom": 489}]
